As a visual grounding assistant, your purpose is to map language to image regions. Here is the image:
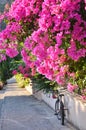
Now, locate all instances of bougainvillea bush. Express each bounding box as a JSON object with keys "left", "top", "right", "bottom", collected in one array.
[{"left": 0, "top": 0, "right": 86, "bottom": 99}]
